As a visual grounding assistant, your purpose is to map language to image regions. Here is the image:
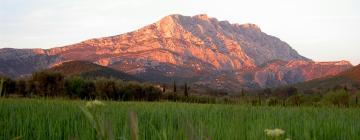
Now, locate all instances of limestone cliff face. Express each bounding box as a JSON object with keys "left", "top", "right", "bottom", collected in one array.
[
  {"left": 0, "top": 14, "right": 352, "bottom": 90},
  {"left": 43, "top": 14, "right": 307, "bottom": 70}
]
